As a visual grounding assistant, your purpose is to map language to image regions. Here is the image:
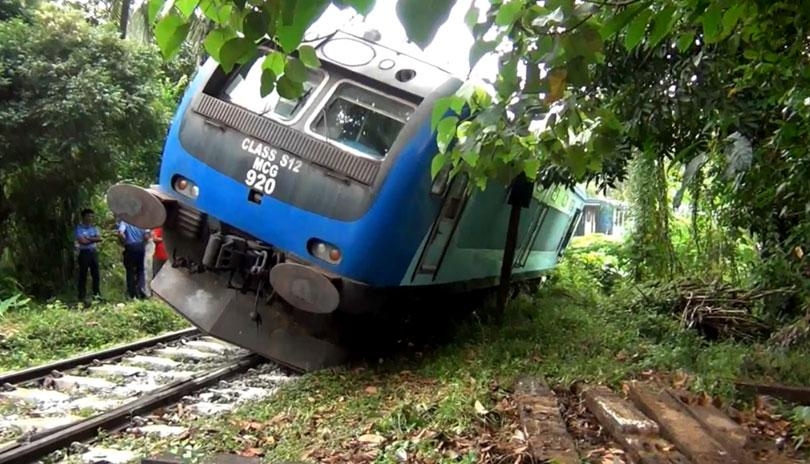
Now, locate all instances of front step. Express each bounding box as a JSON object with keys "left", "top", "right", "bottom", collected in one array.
[{"left": 516, "top": 378, "right": 800, "bottom": 464}]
